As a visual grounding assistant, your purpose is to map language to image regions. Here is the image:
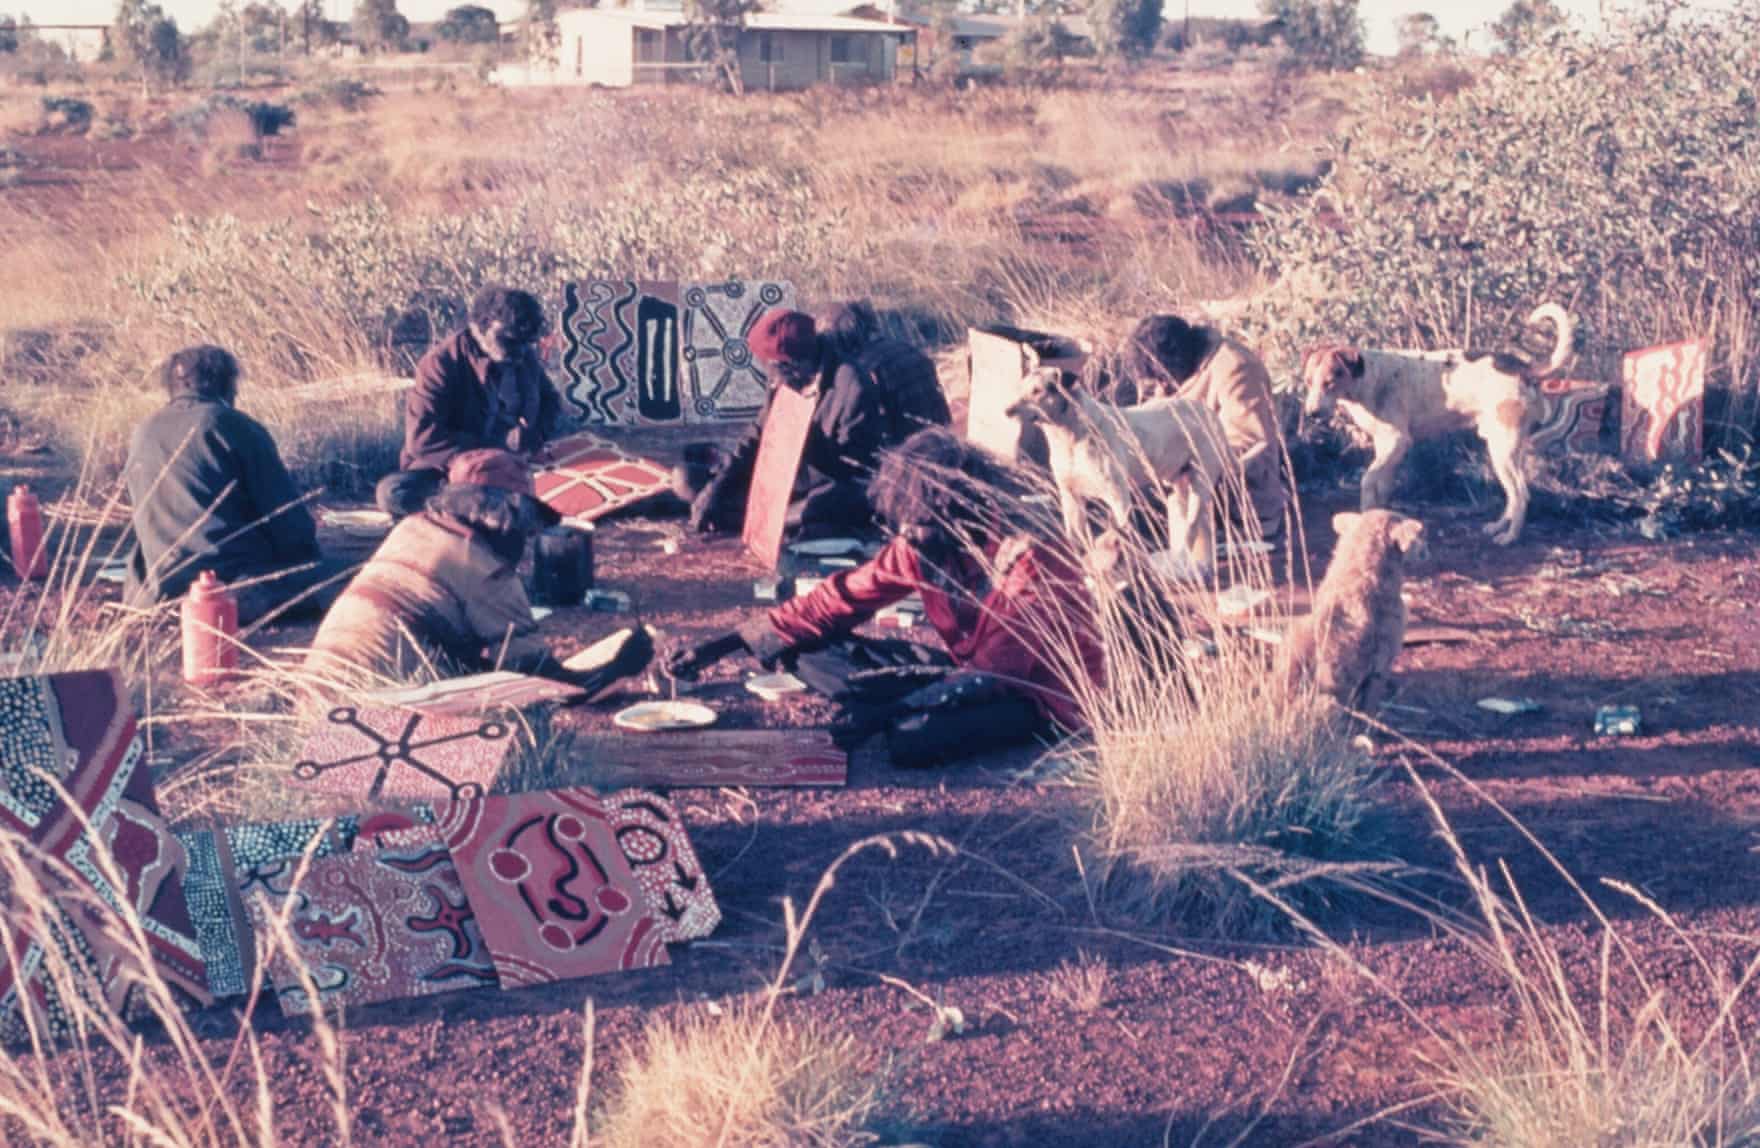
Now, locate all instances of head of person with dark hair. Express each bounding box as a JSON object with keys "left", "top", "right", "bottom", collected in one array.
[
  {"left": 468, "top": 286, "right": 548, "bottom": 364},
  {"left": 816, "top": 299, "right": 881, "bottom": 358},
  {"left": 870, "top": 427, "right": 1056, "bottom": 558},
  {"left": 161, "top": 345, "right": 241, "bottom": 404},
  {"left": 748, "top": 309, "right": 824, "bottom": 388},
  {"left": 1122, "top": 314, "right": 1216, "bottom": 390},
  {"left": 430, "top": 448, "right": 544, "bottom": 564}
]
